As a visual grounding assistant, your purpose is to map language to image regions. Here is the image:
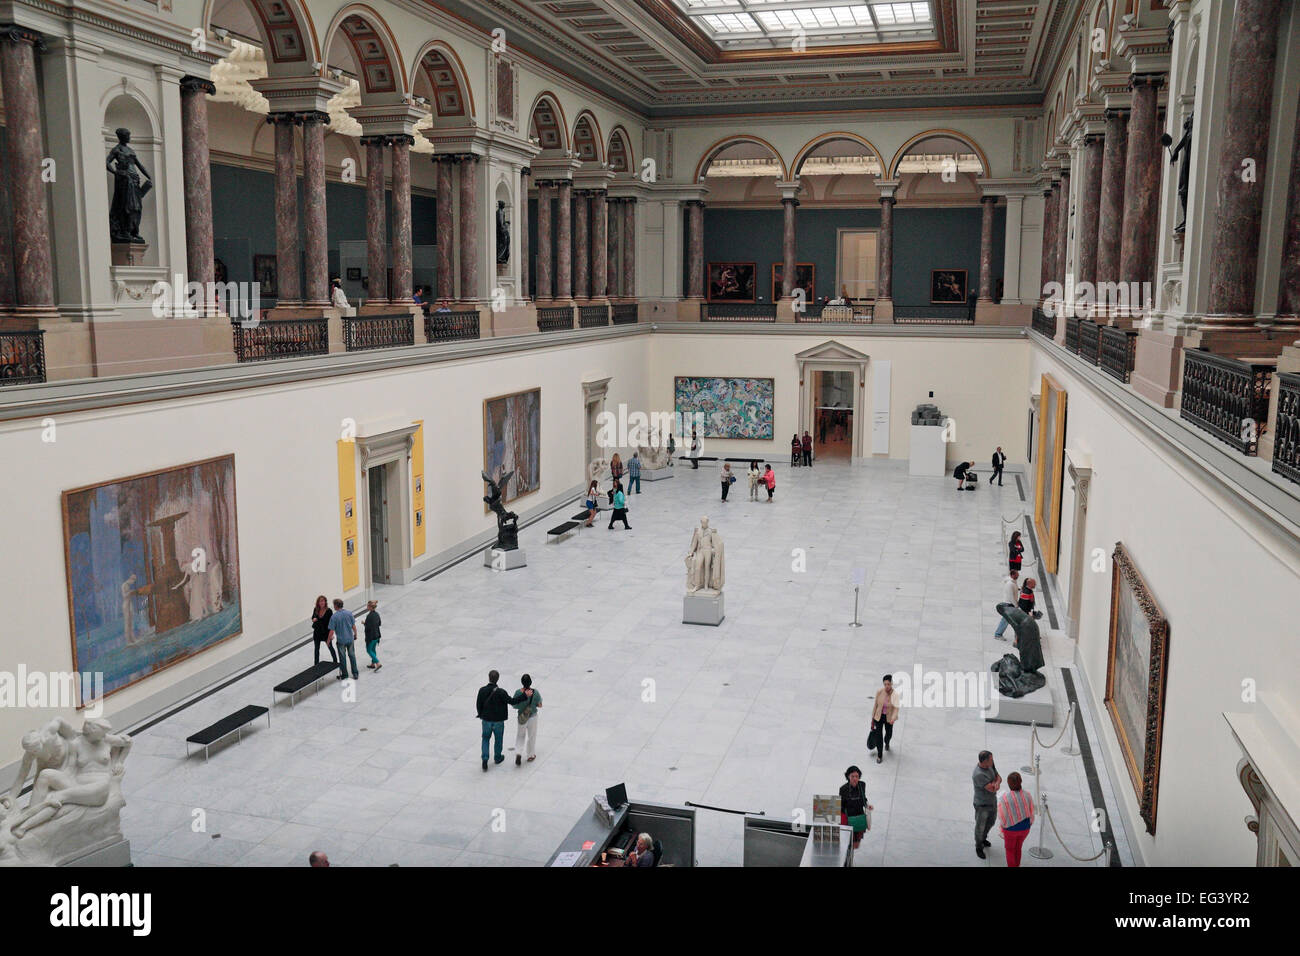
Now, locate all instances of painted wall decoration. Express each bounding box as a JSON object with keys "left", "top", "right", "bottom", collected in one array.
[
  {"left": 411, "top": 420, "right": 426, "bottom": 558},
  {"left": 707, "top": 262, "right": 756, "bottom": 302},
  {"left": 61, "top": 455, "right": 242, "bottom": 700},
  {"left": 338, "top": 440, "right": 359, "bottom": 591},
  {"left": 483, "top": 388, "right": 541, "bottom": 507},
  {"left": 1033, "top": 374, "right": 1067, "bottom": 574},
  {"left": 1105, "top": 542, "right": 1171, "bottom": 834},
  {"left": 674, "top": 376, "right": 775, "bottom": 440},
  {"left": 930, "top": 268, "right": 968, "bottom": 304},
  {"left": 772, "top": 262, "right": 815, "bottom": 302}
]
